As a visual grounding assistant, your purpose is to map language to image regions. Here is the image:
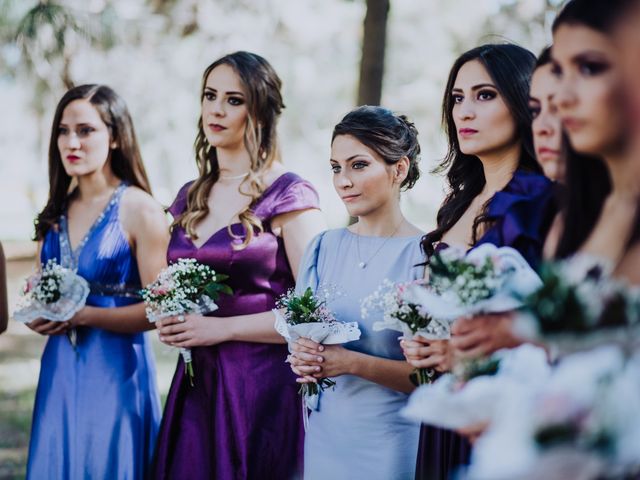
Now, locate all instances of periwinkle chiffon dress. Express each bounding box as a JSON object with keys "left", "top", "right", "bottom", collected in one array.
[
  {"left": 415, "top": 170, "right": 557, "bottom": 480},
  {"left": 151, "top": 172, "right": 320, "bottom": 480},
  {"left": 26, "top": 183, "right": 161, "bottom": 480},
  {"left": 296, "top": 228, "right": 423, "bottom": 480}
]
